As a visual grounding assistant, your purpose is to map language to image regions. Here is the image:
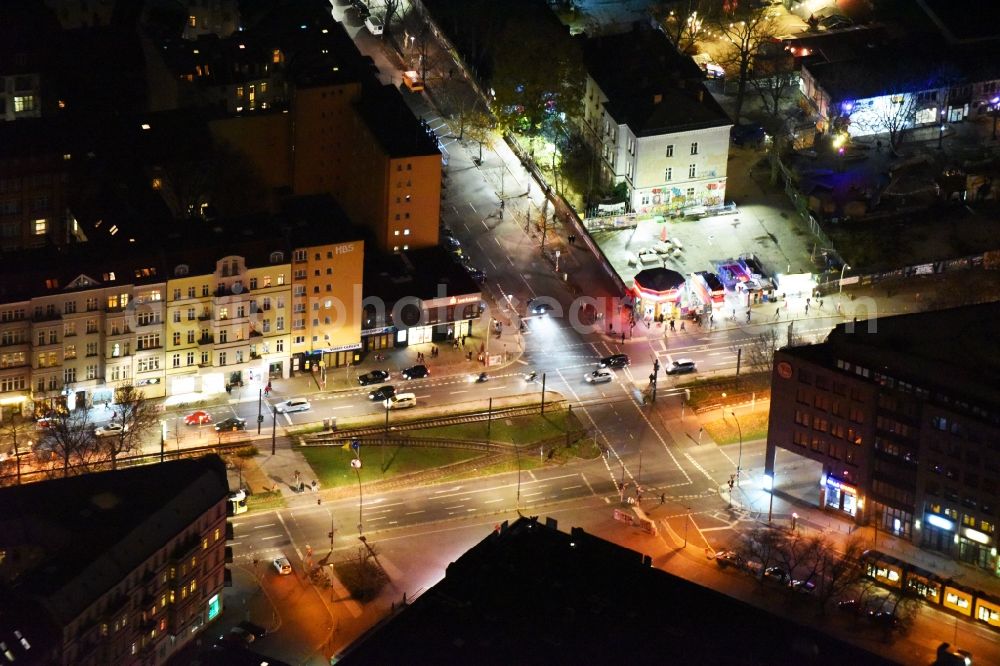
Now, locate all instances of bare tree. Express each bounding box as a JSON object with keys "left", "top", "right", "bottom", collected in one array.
[
  {"left": 812, "top": 534, "right": 866, "bottom": 613},
  {"left": 36, "top": 410, "right": 99, "bottom": 477},
  {"left": 465, "top": 109, "right": 495, "bottom": 165},
  {"left": 715, "top": 6, "right": 780, "bottom": 124},
  {"left": 730, "top": 328, "right": 779, "bottom": 376},
  {"left": 846, "top": 94, "right": 918, "bottom": 155},
  {"left": 100, "top": 385, "right": 159, "bottom": 470},
  {"left": 382, "top": 0, "right": 401, "bottom": 37},
  {"left": 0, "top": 413, "right": 33, "bottom": 485},
  {"left": 736, "top": 525, "right": 786, "bottom": 585},
  {"left": 652, "top": 0, "right": 715, "bottom": 54},
  {"left": 748, "top": 50, "right": 797, "bottom": 117}
]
